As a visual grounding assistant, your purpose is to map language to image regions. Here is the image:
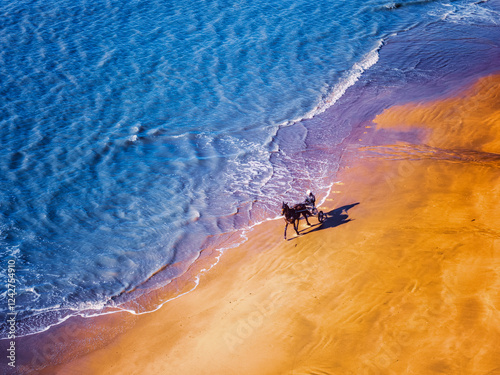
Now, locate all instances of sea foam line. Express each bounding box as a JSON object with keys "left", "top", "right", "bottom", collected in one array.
[{"left": 277, "top": 39, "right": 384, "bottom": 129}]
